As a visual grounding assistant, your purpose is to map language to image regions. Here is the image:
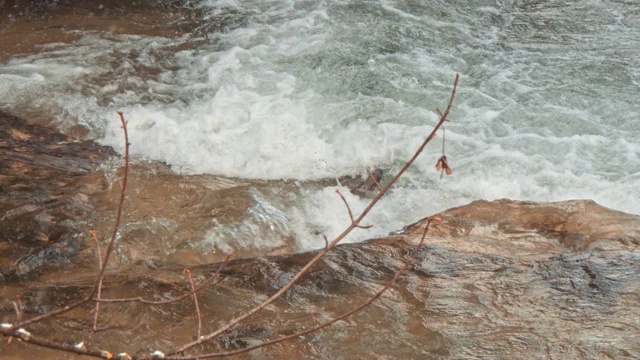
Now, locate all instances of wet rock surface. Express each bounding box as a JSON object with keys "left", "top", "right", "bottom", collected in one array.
[
  {"left": 1, "top": 114, "right": 638, "bottom": 358},
  {"left": 396, "top": 199, "right": 640, "bottom": 359},
  {"left": 0, "top": 111, "right": 115, "bottom": 281}
]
